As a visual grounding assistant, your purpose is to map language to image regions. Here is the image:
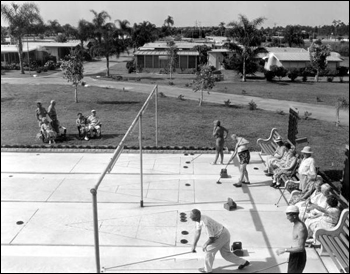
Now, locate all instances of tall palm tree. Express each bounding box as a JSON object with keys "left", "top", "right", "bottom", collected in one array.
[
  {"left": 227, "top": 14, "right": 266, "bottom": 81},
  {"left": 77, "top": 19, "right": 94, "bottom": 53},
  {"left": 164, "top": 15, "right": 174, "bottom": 27},
  {"left": 1, "top": 2, "right": 43, "bottom": 74},
  {"left": 90, "top": 10, "right": 111, "bottom": 43}
]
